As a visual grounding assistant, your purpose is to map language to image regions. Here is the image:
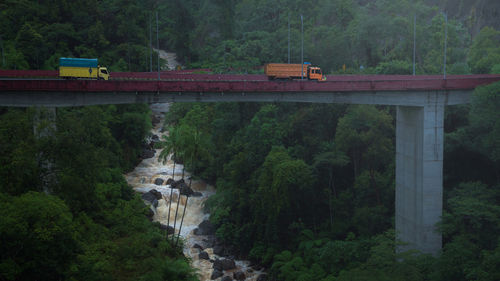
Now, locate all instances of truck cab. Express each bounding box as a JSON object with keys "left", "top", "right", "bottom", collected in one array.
[
  {"left": 98, "top": 67, "right": 109, "bottom": 80},
  {"left": 308, "top": 66, "right": 323, "bottom": 81}
]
